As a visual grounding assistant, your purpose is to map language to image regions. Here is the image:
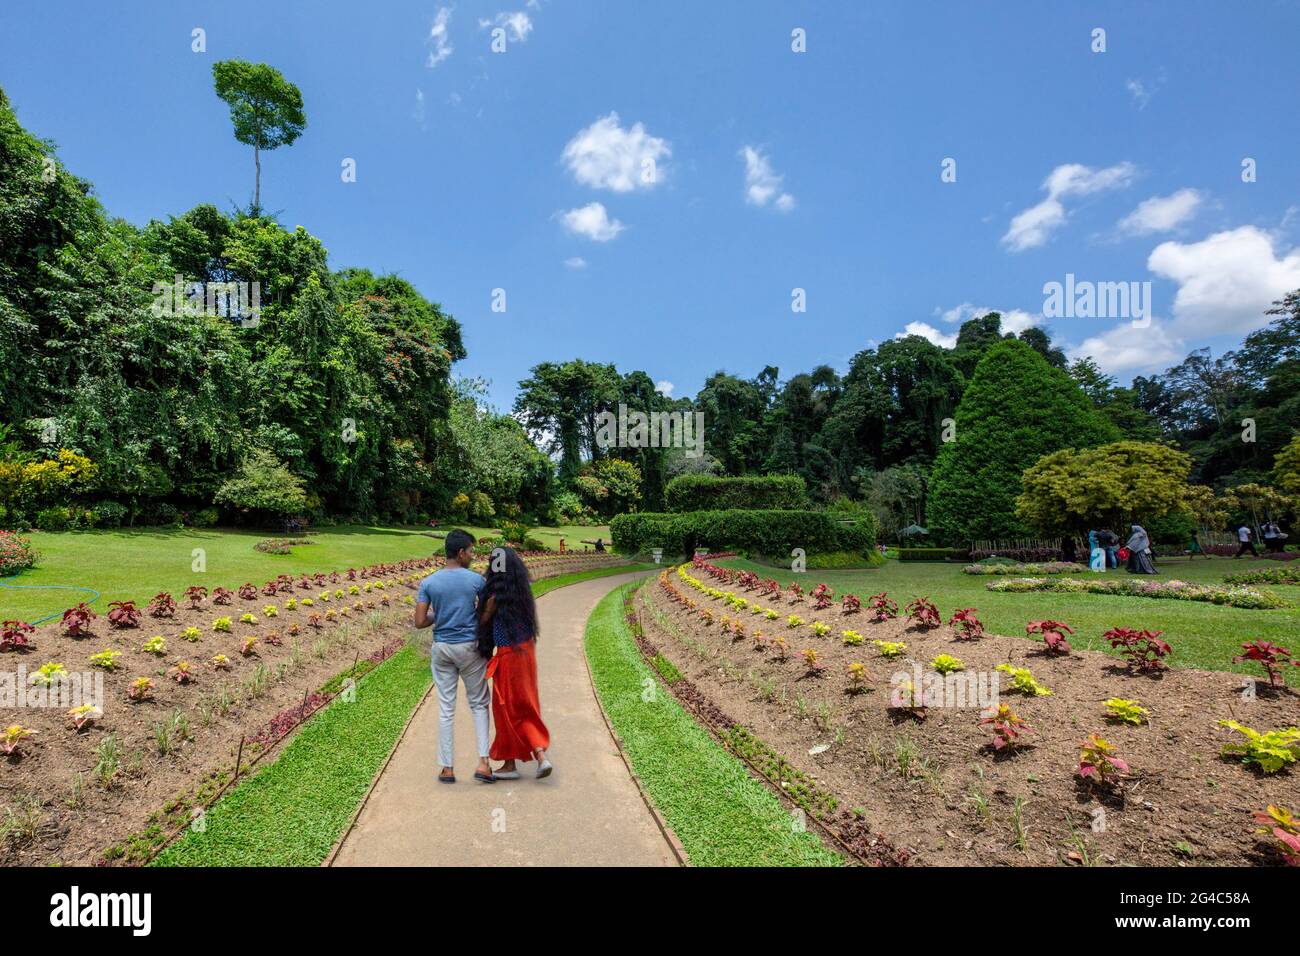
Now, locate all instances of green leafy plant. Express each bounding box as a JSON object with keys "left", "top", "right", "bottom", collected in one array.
[
  {"left": 873, "top": 639, "right": 906, "bottom": 658},
  {"left": 786, "top": 614, "right": 805, "bottom": 628},
  {"left": 67, "top": 704, "right": 102, "bottom": 732},
  {"left": 180, "top": 626, "right": 202, "bottom": 643},
  {"left": 841, "top": 629, "right": 864, "bottom": 646},
  {"left": 89, "top": 649, "right": 122, "bottom": 671},
  {"left": 1218, "top": 720, "right": 1300, "bottom": 773},
  {"left": 212, "top": 616, "right": 232, "bottom": 633},
  {"left": 845, "top": 661, "right": 871, "bottom": 694},
  {"left": 141, "top": 636, "right": 167, "bottom": 656},
  {"left": 996, "top": 663, "right": 1051, "bottom": 697},
  {"left": 31, "top": 662, "right": 67, "bottom": 687},
  {"left": 930, "top": 654, "right": 965, "bottom": 675},
  {"left": 210, "top": 654, "right": 231, "bottom": 671},
  {"left": 1104, "top": 698, "right": 1149, "bottom": 726},
  {"left": 1, "top": 724, "right": 35, "bottom": 756},
  {"left": 239, "top": 613, "right": 258, "bottom": 625}
]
